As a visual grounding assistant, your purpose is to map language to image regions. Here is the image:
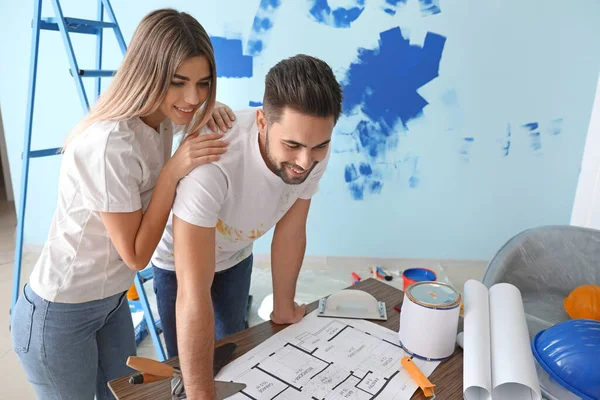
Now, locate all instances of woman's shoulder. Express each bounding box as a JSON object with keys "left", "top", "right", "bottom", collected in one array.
[
  {"left": 85, "top": 118, "right": 148, "bottom": 137},
  {"left": 69, "top": 118, "right": 152, "bottom": 156}
]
